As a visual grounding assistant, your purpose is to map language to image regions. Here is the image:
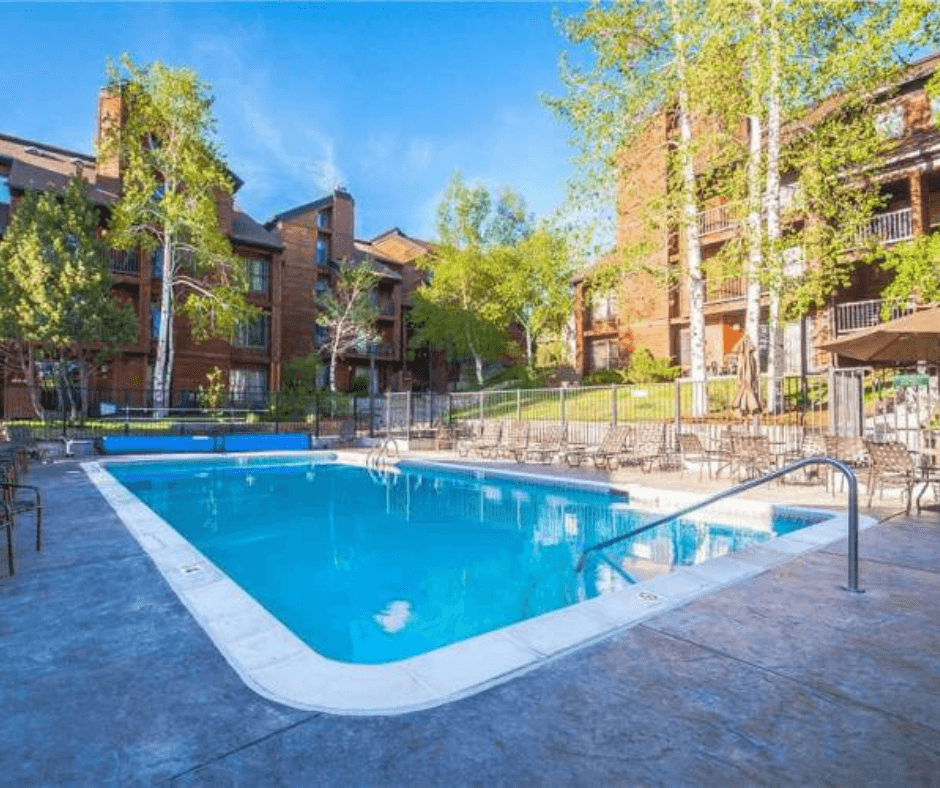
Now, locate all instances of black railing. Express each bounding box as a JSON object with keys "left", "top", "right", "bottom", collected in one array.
[{"left": 108, "top": 249, "right": 139, "bottom": 276}]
